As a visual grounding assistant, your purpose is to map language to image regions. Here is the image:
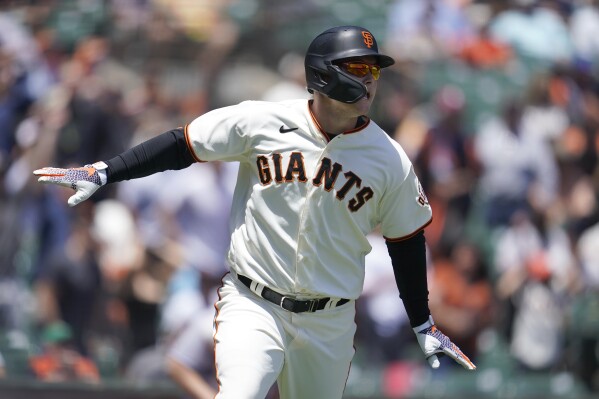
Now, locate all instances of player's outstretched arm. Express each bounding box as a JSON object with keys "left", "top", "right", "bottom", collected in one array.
[
  {"left": 413, "top": 315, "right": 476, "bottom": 370},
  {"left": 33, "top": 127, "right": 196, "bottom": 206},
  {"left": 34, "top": 162, "right": 107, "bottom": 207}
]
